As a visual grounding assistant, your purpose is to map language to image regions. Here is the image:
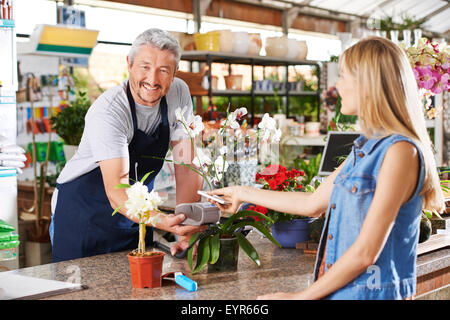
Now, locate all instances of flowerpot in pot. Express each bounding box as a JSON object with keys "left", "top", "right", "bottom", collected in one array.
[
  {"left": 265, "top": 37, "right": 288, "bottom": 58},
  {"left": 232, "top": 32, "right": 249, "bottom": 55},
  {"left": 224, "top": 75, "right": 243, "bottom": 90},
  {"left": 208, "top": 236, "right": 239, "bottom": 273},
  {"left": 128, "top": 251, "right": 165, "bottom": 288},
  {"left": 297, "top": 40, "right": 308, "bottom": 60},
  {"left": 248, "top": 33, "right": 262, "bottom": 55},
  {"left": 271, "top": 218, "right": 315, "bottom": 248},
  {"left": 62, "top": 144, "right": 78, "bottom": 161},
  {"left": 285, "top": 38, "right": 300, "bottom": 59}
]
